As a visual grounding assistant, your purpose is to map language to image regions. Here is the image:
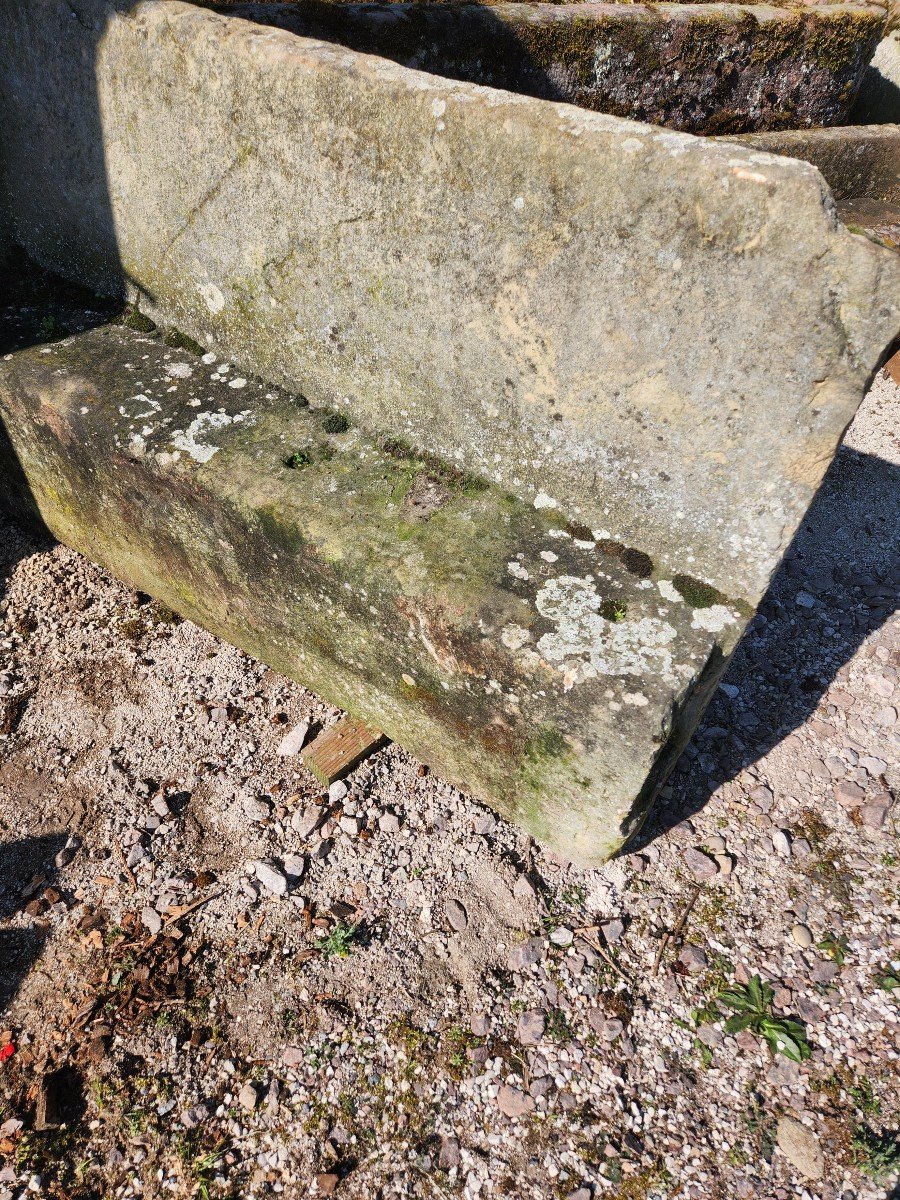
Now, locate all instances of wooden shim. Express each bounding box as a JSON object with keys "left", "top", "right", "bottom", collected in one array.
[{"left": 301, "top": 718, "right": 388, "bottom": 785}]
